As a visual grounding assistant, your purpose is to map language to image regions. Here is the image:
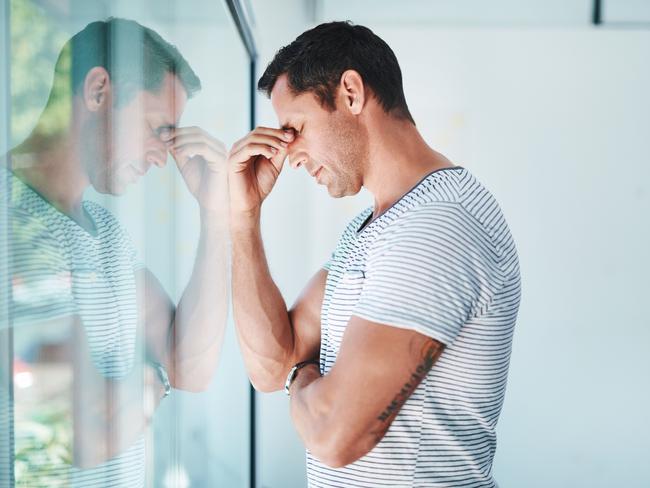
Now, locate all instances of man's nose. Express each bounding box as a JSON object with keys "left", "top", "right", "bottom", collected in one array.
[
  {"left": 287, "top": 140, "right": 305, "bottom": 169},
  {"left": 146, "top": 136, "right": 168, "bottom": 167},
  {"left": 146, "top": 146, "right": 167, "bottom": 168},
  {"left": 288, "top": 151, "right": 307, "bottom": 169}
]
